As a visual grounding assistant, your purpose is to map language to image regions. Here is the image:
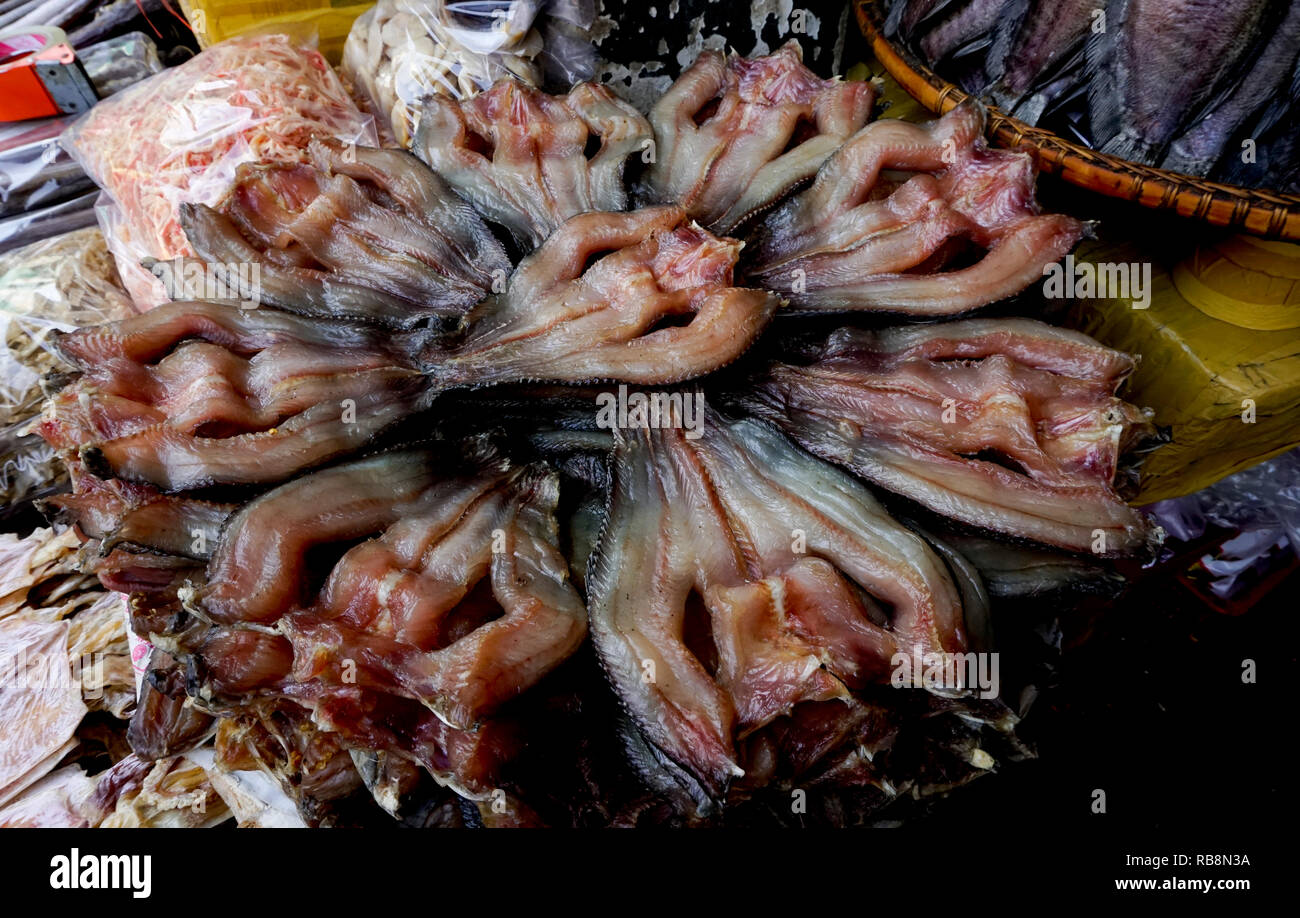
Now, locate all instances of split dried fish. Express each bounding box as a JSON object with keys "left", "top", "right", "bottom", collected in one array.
[
  {"left": 414, "top": 79, "right": 652, "bottom": 249},
  {"left": 747, "top": 102, "right": 1082, "bottom": 315},
  {"left": 740, "top": 319, "right": 1162, "bottom": 556},
  {"left": 642, "top": 41, "right": 874, "bottom": 234}
]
